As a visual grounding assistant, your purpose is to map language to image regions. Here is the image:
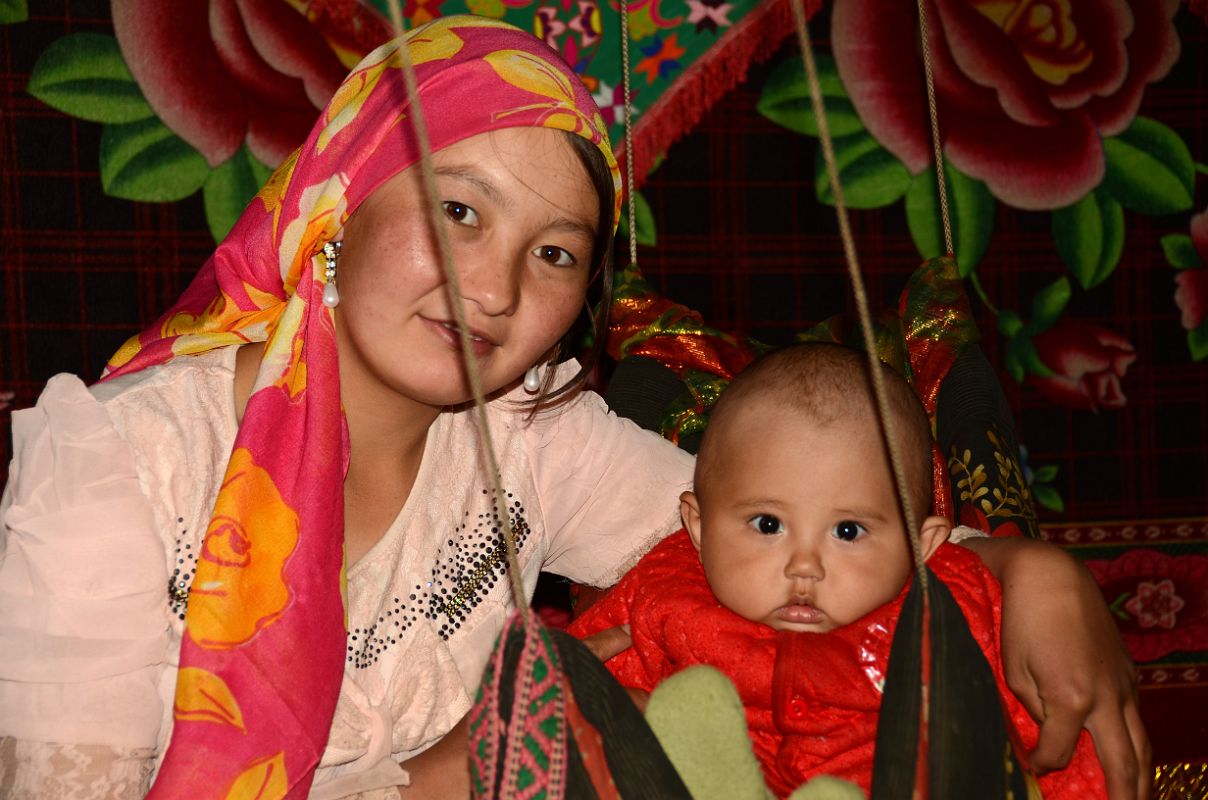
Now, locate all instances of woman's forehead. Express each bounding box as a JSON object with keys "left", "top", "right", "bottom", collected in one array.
[{"left": 351, "top": 127, "right": 599, "bottom": 234}]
